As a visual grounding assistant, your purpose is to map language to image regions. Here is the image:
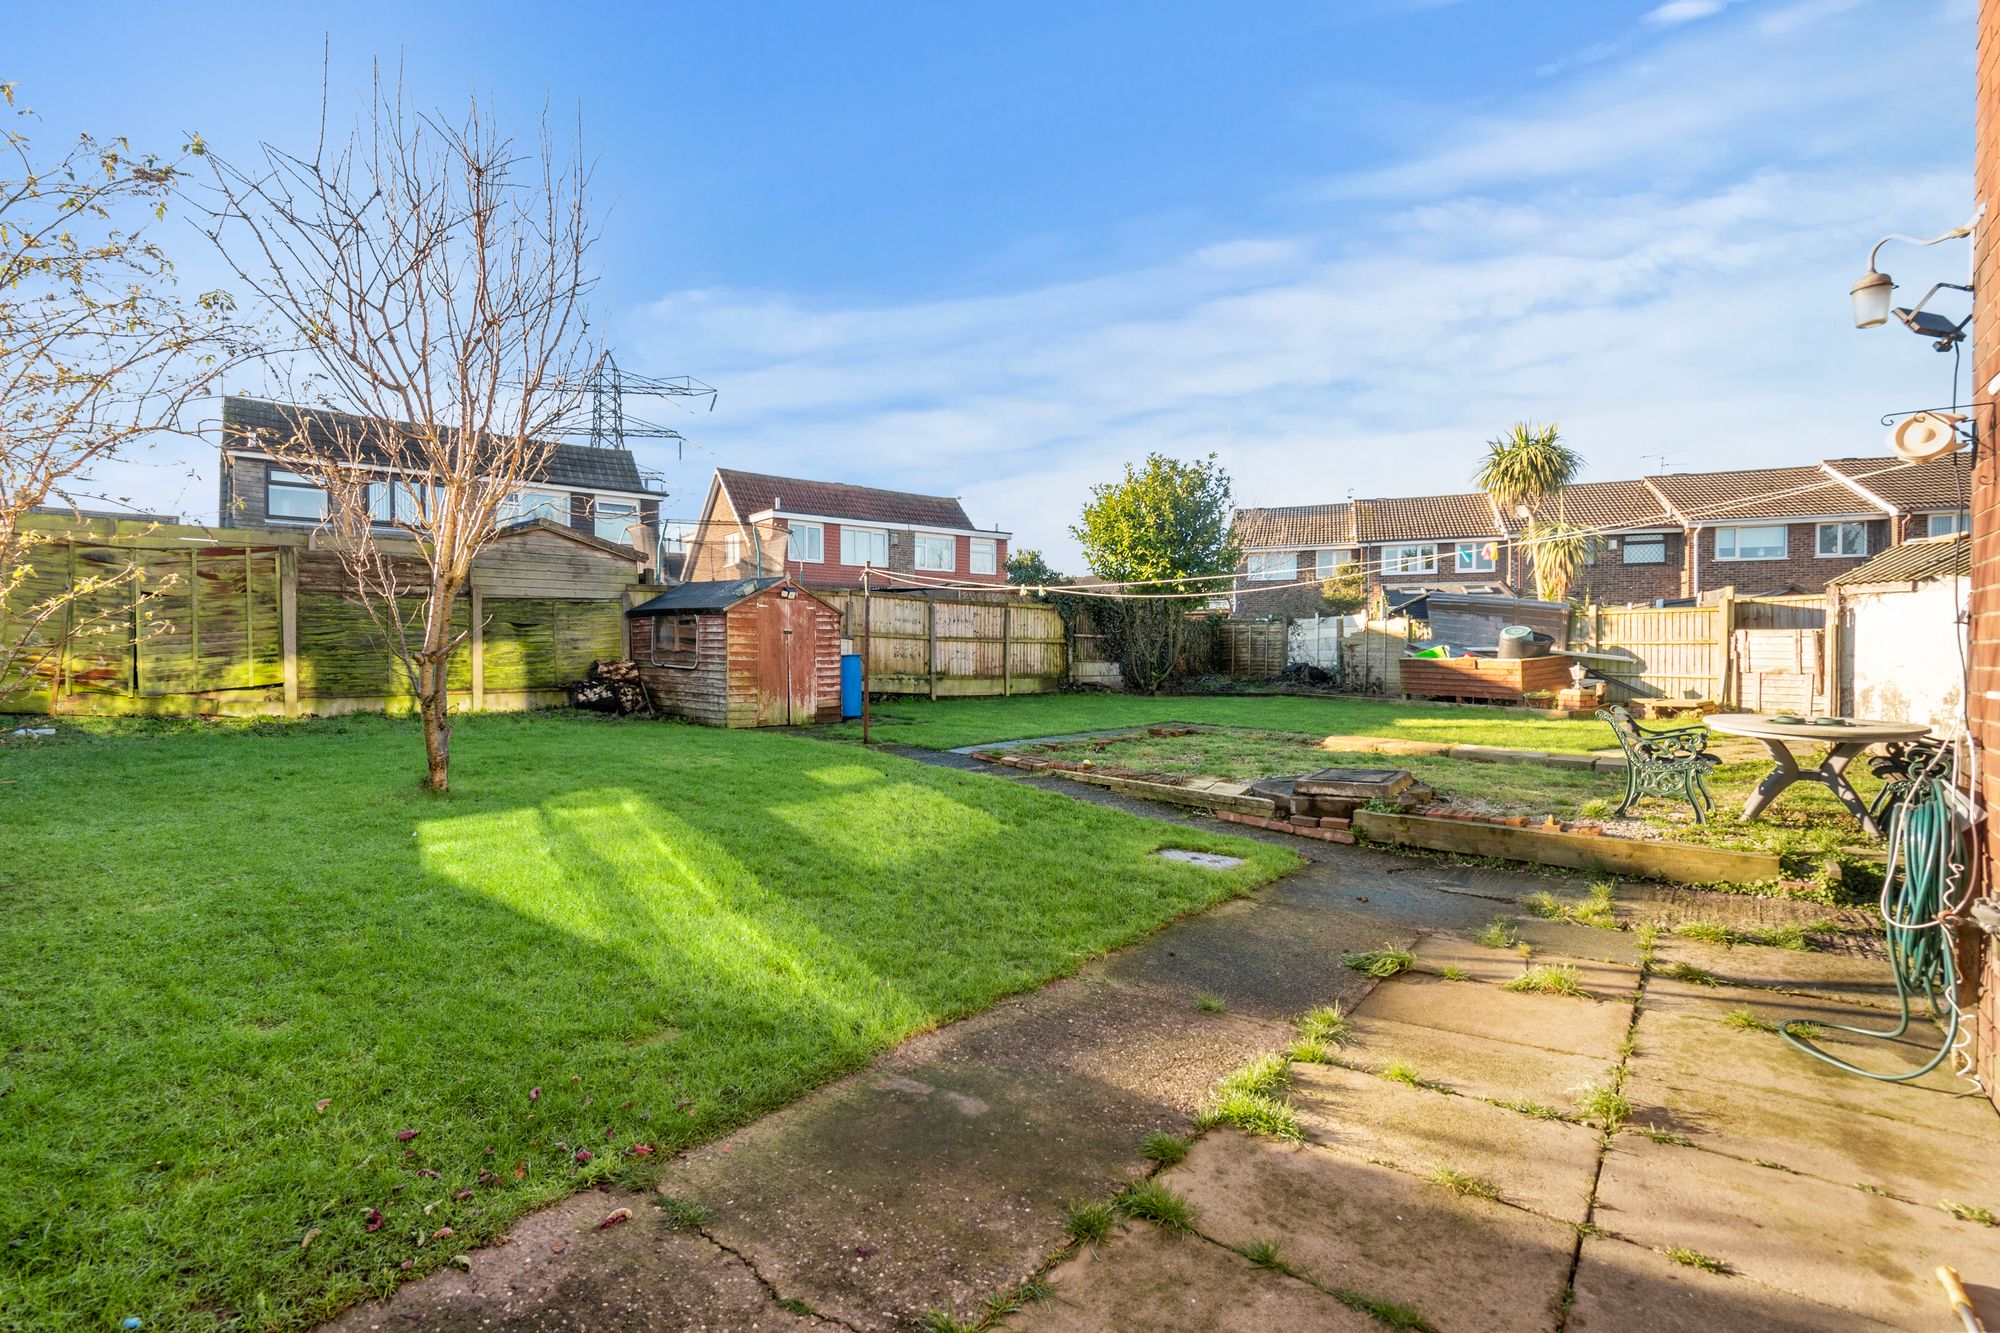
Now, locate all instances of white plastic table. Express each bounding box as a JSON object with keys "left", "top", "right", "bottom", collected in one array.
[{"left": 1705, "top": 713, "right": 1930, "bottom": 838}]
